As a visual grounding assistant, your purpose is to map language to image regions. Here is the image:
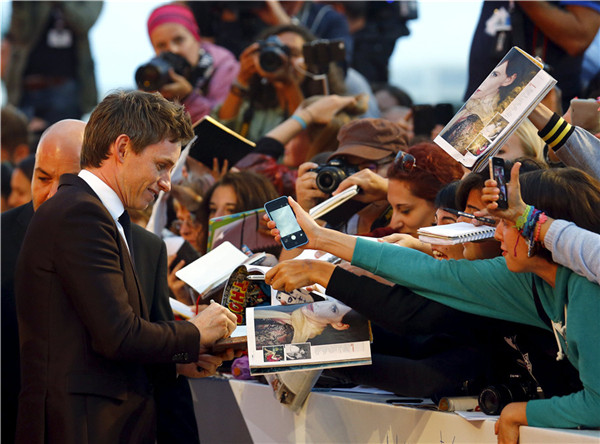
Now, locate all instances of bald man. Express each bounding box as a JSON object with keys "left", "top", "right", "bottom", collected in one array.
[{"left": 1, "top": 119, "right": 85, "bottom": 444}]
